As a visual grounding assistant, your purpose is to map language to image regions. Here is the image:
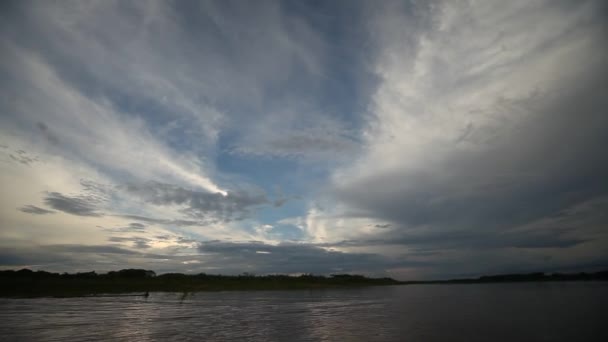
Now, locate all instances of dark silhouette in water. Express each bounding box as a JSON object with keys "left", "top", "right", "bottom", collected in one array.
[{"left": 179, "top": 291, "right": 191, "bottom": 304}]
